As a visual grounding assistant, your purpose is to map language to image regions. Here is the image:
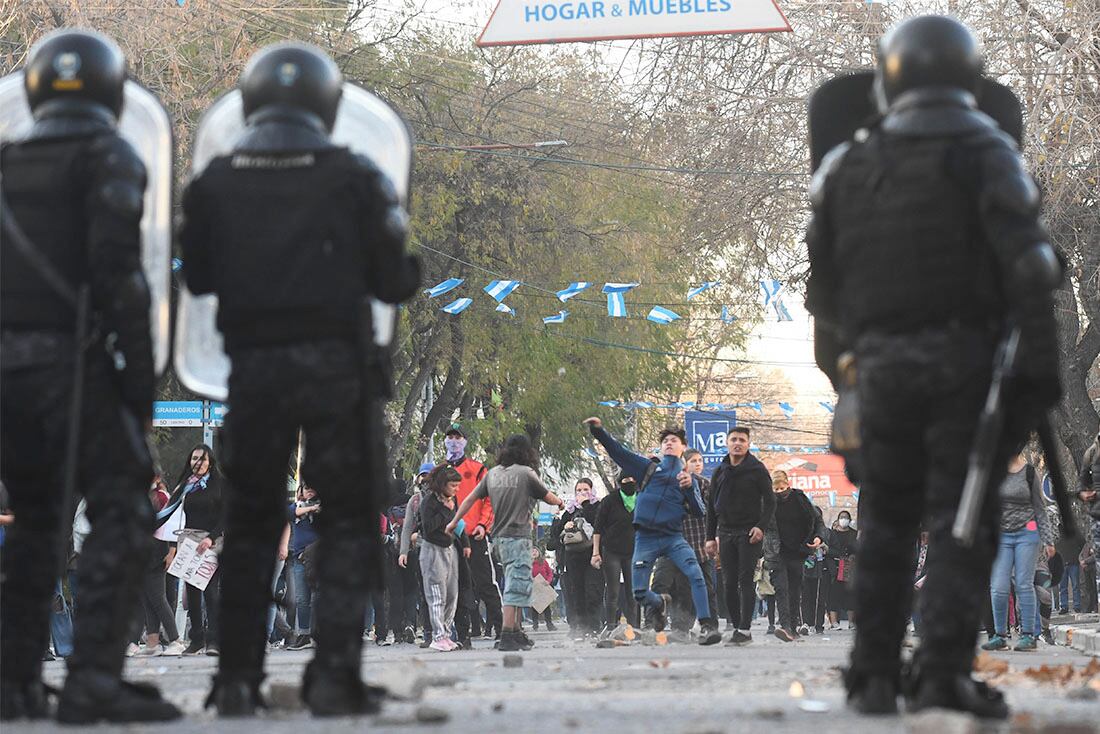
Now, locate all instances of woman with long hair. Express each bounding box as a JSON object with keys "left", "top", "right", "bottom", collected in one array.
[
  {"left": 159, "top": 444, "right": 225, "bottom": 656},
  {"left": 418, "top": 466, "right": 469, "bottom": 651}
]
